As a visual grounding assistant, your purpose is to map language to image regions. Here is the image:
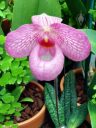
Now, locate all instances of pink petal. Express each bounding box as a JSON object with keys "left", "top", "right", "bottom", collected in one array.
[
  {"left": 51, "top": 23, "right": 91, "bottom": 61},
  {"left": 32, "top": 13, "right": 62, "bottom": 27},
  {"left": 29, "top": 45, "right": 64, "bottom": 81},
  {"left": 5, "top": 24, "right": 41, "bottom": 58}
]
